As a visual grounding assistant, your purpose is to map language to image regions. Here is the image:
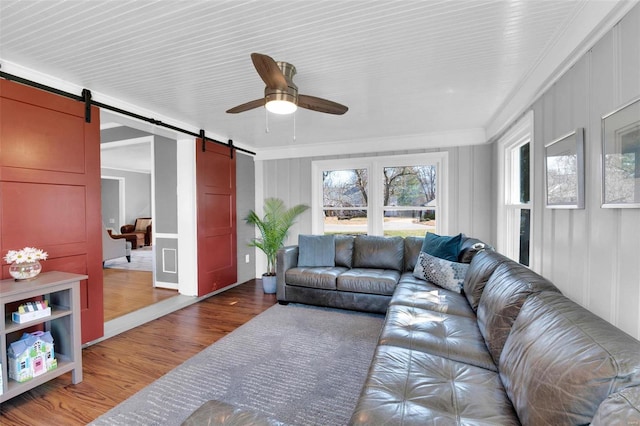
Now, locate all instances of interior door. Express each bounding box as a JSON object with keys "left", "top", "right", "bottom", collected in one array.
[
  {"left": 195, "top": 140, "right": 237, "bottom": 296},
  {"left": 0, "top": 80, "right": 104, "bottom": 343}
]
